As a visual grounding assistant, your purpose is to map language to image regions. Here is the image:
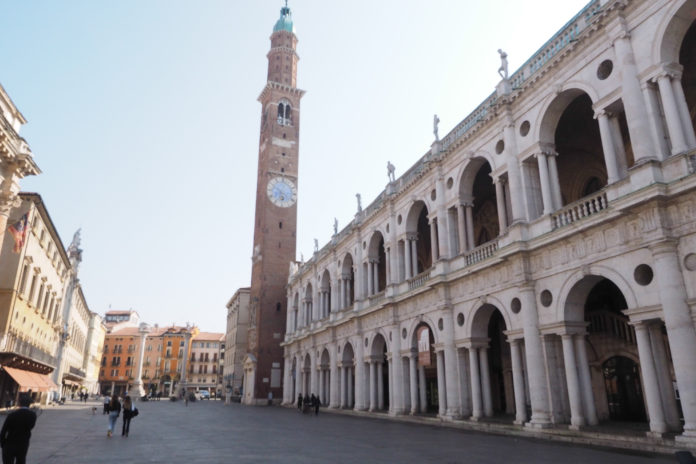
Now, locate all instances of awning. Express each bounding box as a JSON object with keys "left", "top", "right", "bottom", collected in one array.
[{"left": 3, "top": 366, "right": 59, "bottom": 392}]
